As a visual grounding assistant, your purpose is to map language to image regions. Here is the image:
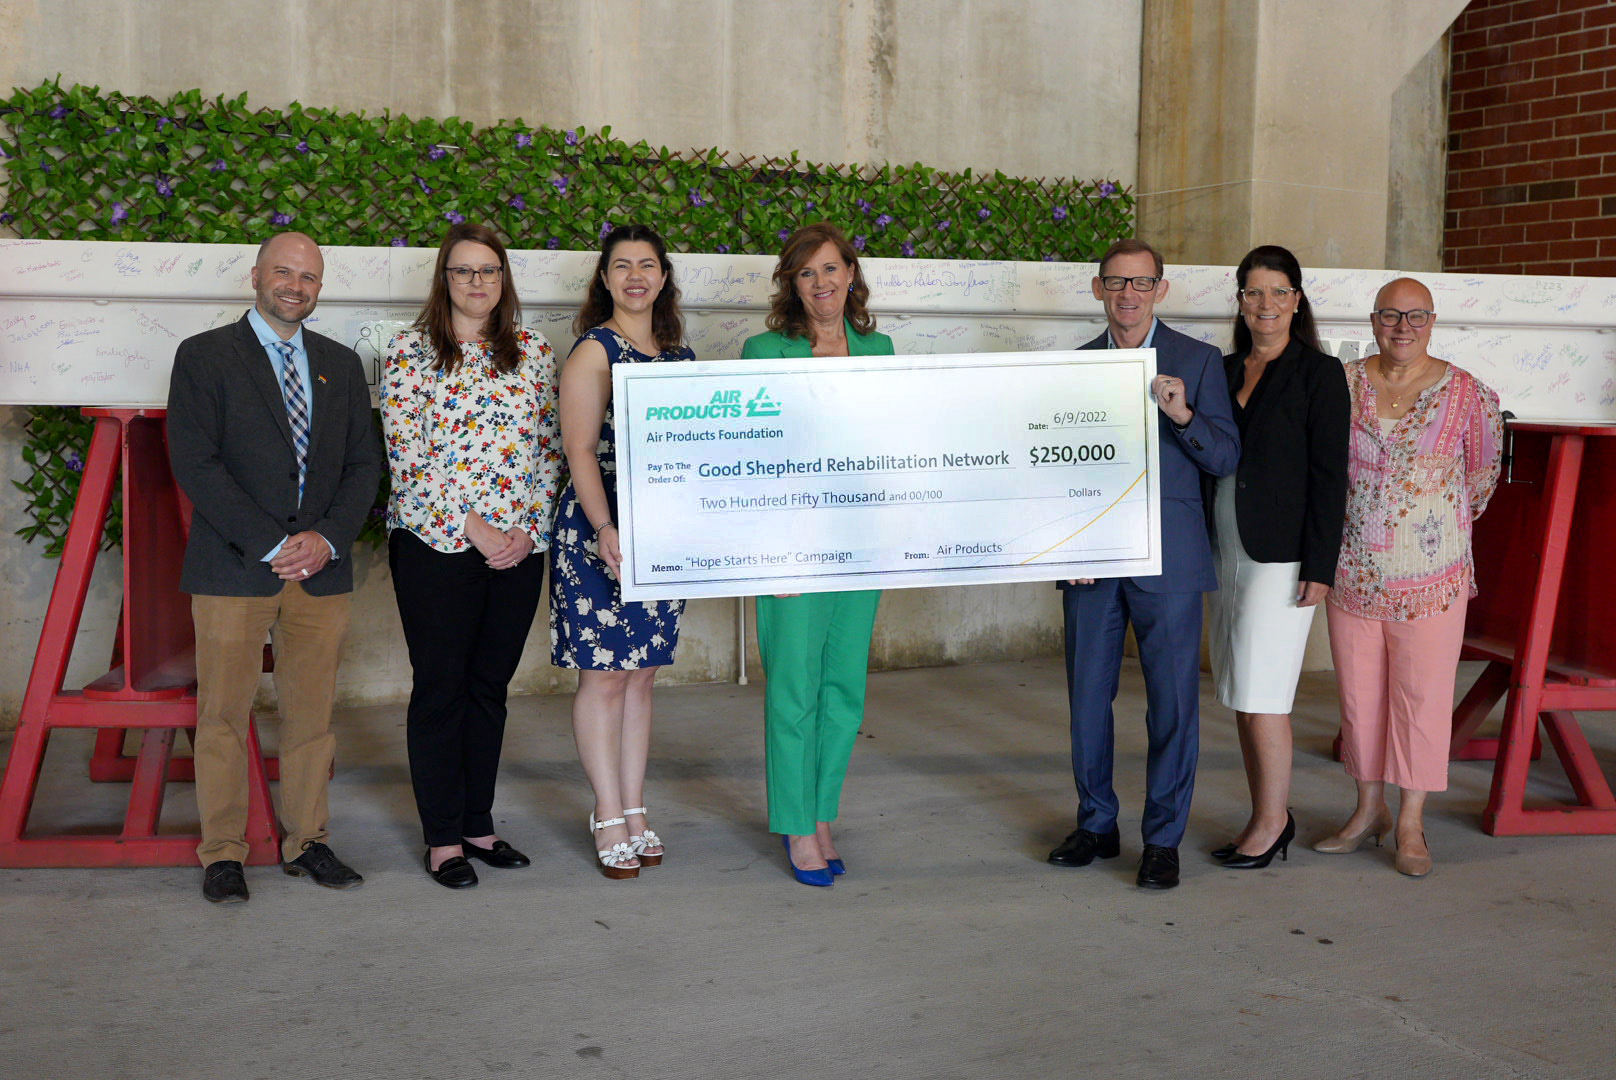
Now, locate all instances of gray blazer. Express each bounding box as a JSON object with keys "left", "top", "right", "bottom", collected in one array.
[{"left": 166, "top": 311, "right": 383, "bottom": 597}]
